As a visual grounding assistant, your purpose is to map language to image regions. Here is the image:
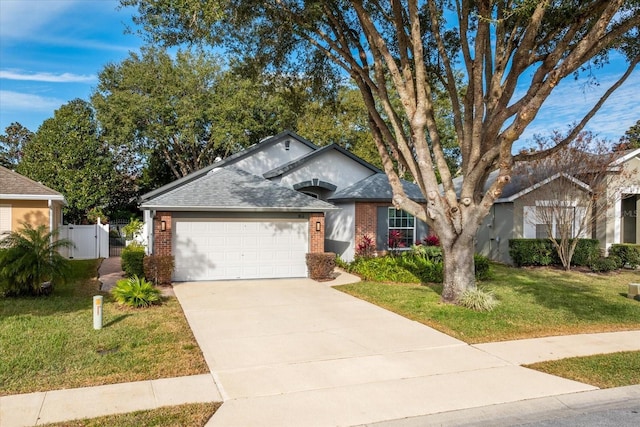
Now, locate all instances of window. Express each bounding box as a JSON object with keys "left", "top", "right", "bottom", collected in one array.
[
  {"left": 388, "top": 208, "right": 414, "bottom": 249},
  {"left": 524, "top": 205, "right": 581, "bottom": 239}
]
